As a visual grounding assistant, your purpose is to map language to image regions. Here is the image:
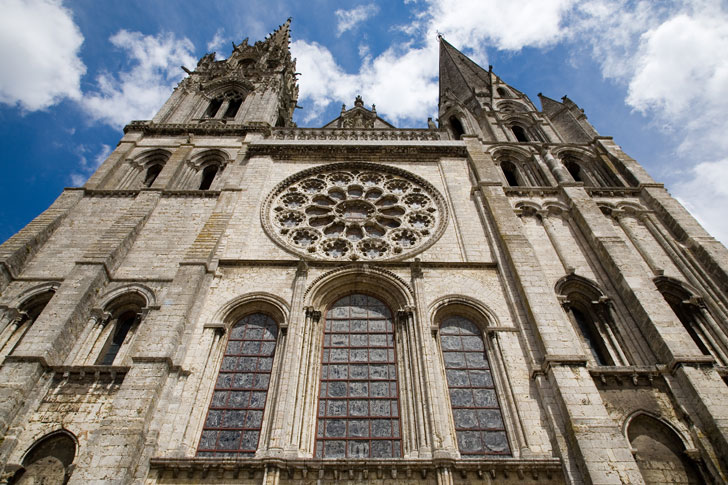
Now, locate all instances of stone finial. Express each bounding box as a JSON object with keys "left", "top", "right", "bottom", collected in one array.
[{"left": 354, "top": 95, "right": 364, "bottom": 107}]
